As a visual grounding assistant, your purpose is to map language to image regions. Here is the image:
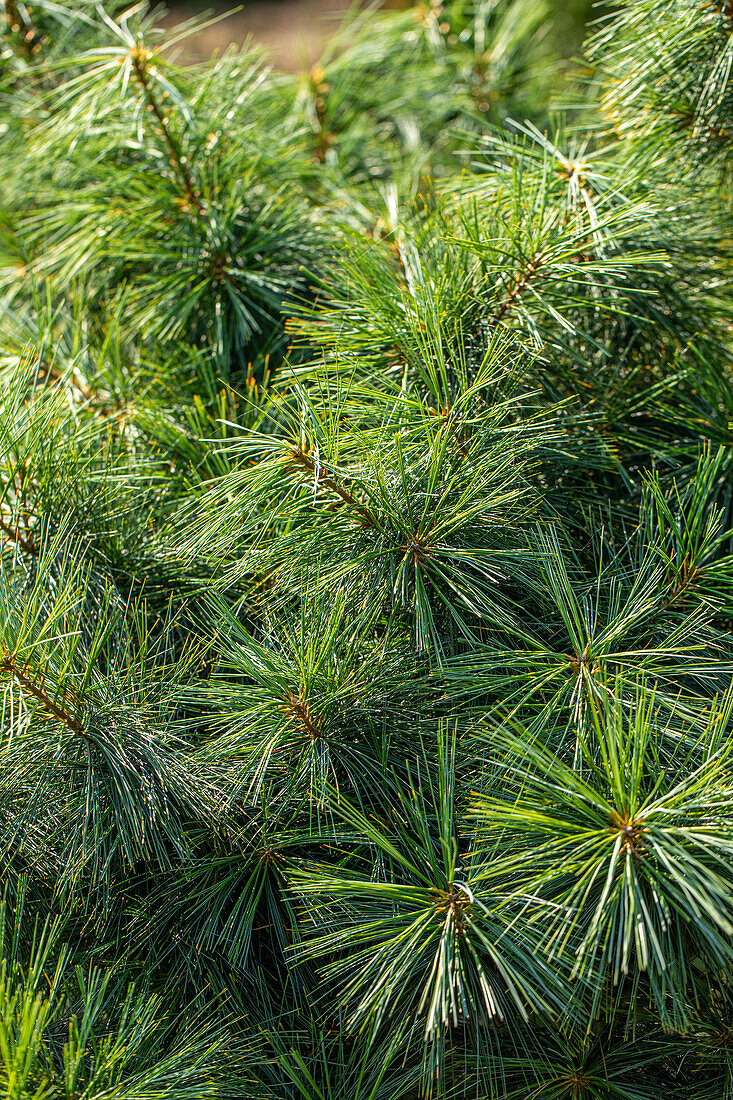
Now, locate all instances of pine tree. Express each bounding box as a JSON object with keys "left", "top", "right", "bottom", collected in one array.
[{"left": 2, "top": 0, "right": 733, "bottom": 1097}]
